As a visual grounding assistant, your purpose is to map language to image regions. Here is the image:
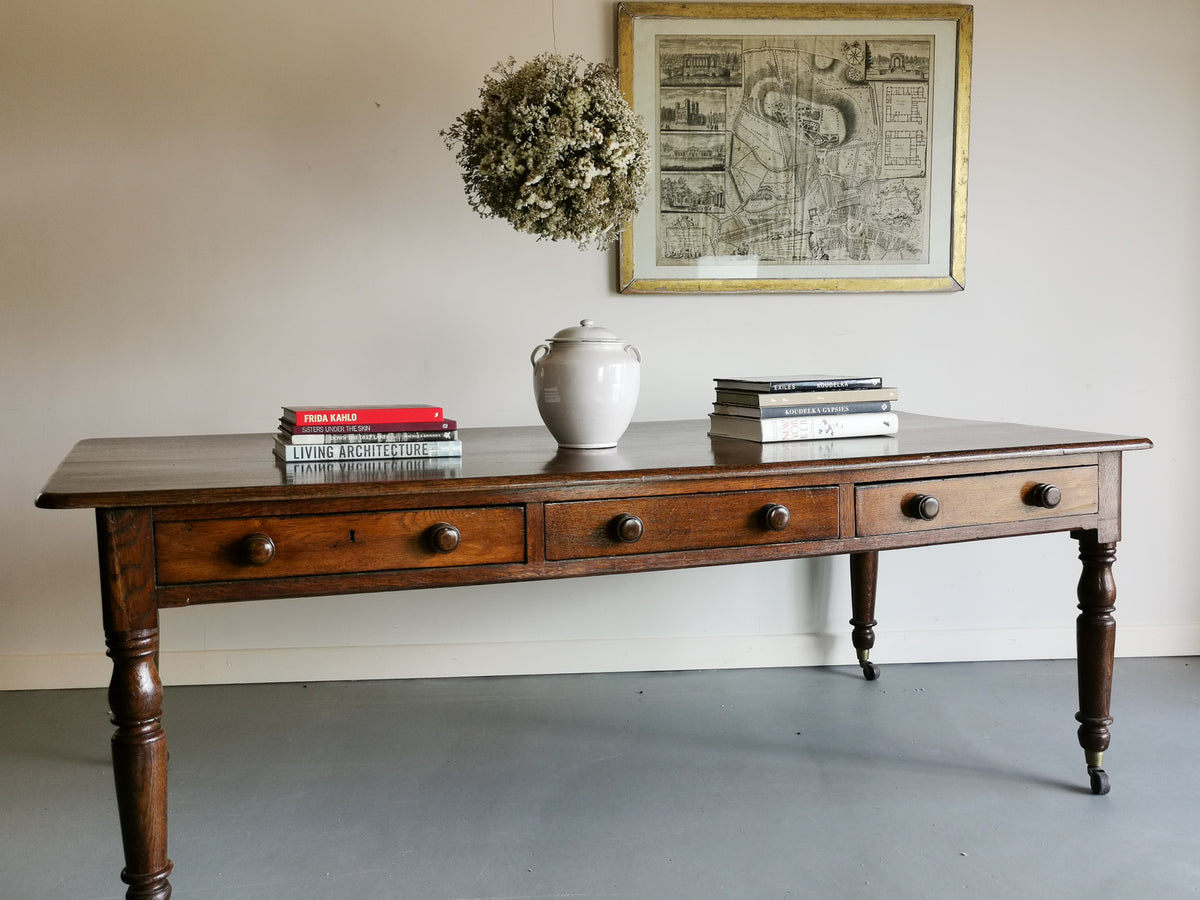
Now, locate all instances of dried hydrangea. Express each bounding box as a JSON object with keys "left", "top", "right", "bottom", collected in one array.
[{"left": 442, "top": 53, "right": 650, "bottom": 250}]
